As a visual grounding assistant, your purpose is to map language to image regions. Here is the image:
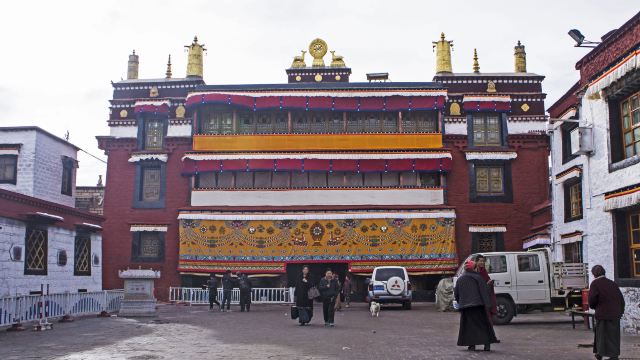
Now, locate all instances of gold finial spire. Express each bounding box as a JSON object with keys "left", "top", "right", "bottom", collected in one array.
[
  {"left": 433, "top": 32, "right": 453, "bottom": 74},
  {"left": 514, "top": 40, "right": 527, "bottom": 73},
  {"left": 472, "top": 49, "right": 480, "bottom": 73},
  {"left": 165, "top": 54, "right": 172, "bottom": 79},
  {"left": 127, "top": 50, "right": 139, "bottom": 80},
  {"left": 185, "top": 36, "right": 206, "bottom": 78}
]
